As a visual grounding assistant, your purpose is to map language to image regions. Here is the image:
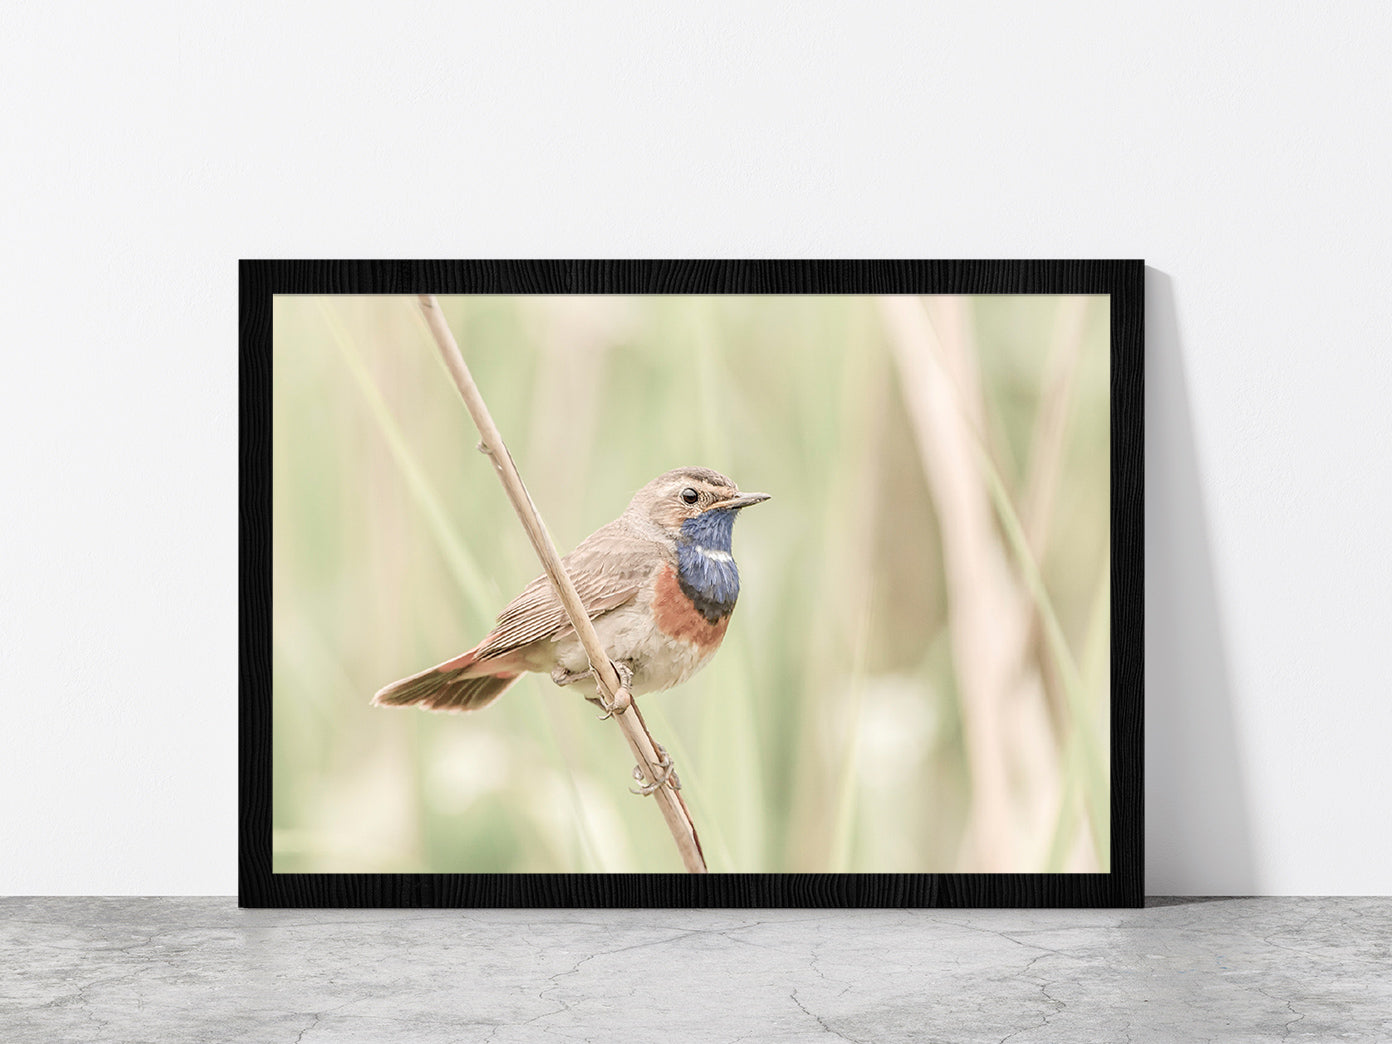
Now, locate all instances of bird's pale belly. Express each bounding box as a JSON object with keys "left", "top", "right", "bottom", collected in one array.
[{"left": 545, "top": 569, "right": 730, "bottom": 697}]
